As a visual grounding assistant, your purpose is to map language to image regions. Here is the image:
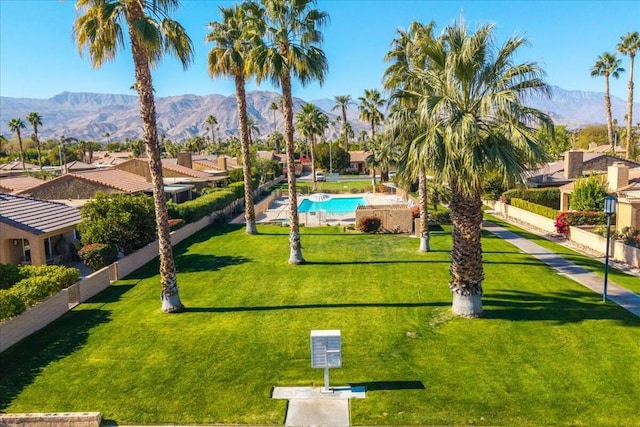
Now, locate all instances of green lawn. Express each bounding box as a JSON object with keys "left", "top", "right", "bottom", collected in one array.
[
  {"left": 486, "top": 214, "right": 640, "bottom": 295},
  {"left": 1, "top": 224, "right": 639, "bottom": 426}
]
